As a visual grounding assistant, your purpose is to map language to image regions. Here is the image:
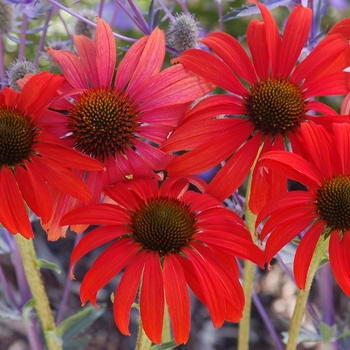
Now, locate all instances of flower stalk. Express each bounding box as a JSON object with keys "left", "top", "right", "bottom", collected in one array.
[
  {"left": 15, "top": 235, "right": 62, "bottom": 350},
  {"left": 286, "top": 235, "right": 329, "bottom": 350}
]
